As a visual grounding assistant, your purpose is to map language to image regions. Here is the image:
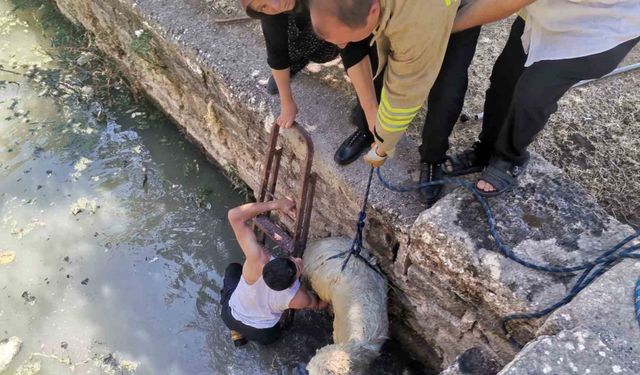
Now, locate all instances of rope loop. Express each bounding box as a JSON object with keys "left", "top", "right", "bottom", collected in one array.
[
  {"left": 357, "top": 211, "right": 367, "bottom": 227},
  {"left": 328, "top": 167, "right": 385, "bottom": 277}
]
